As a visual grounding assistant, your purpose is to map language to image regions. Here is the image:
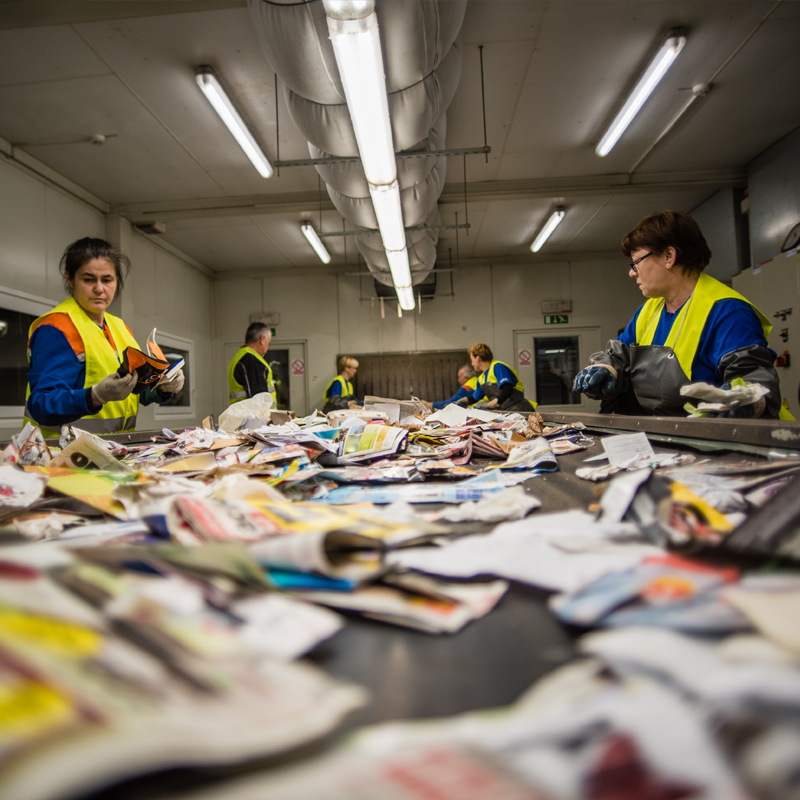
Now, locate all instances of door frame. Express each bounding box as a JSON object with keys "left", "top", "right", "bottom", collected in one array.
[
  {"left": 513, "top": 326, "right": 603, "bottom": 412},
  {"left": 271, "top": 338, "right": 309, "bottom": 417}
]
